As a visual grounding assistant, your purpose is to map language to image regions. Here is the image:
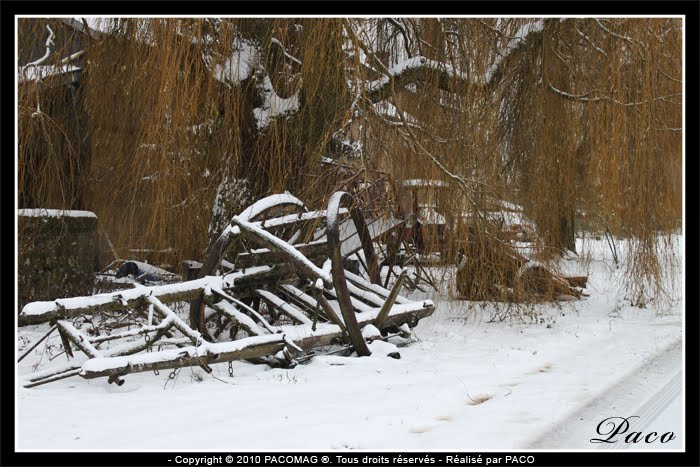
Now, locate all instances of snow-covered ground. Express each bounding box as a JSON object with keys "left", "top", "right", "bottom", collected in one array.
[{"left": 15, "top": 236, "right": 684, "bottom": 452}]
